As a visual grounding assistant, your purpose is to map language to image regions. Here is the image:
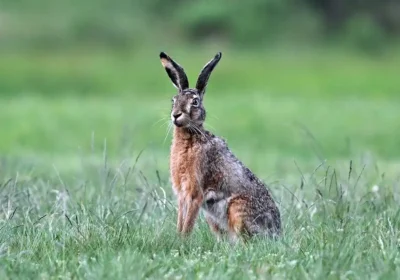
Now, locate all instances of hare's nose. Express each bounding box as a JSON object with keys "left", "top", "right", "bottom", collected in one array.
[{"left": 173, "top": 112, "right": 182, "bottom": 119}]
